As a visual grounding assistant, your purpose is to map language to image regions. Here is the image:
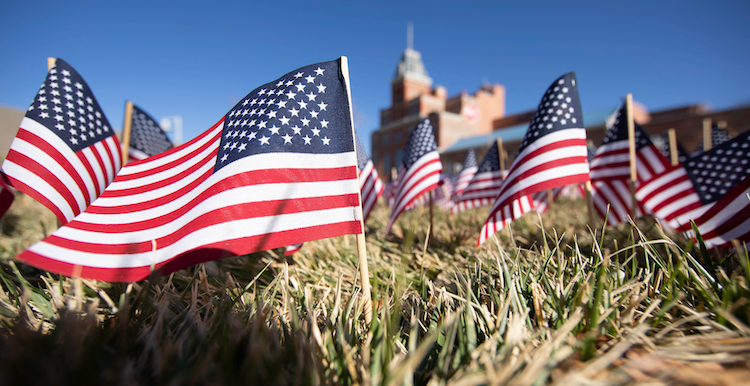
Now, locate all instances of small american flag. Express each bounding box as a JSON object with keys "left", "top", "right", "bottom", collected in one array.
[
  {"left": 589, "top": 104, "right": 671, "bottom": 225},
  {"left": 284, "top": 134, "right": 382, "bottom": 256},
  {"left": 356, "top": 134, "right": 384, "bottom": 222},
  {"left": 128, "top": 104, "right": 173, "bottom": 161},
  {"left": 452, "top": 149, "right": 478, "bottom": 199},
  {"left": 1, "top": 59, "right": 122, "bottom": 224},
  {"left": 479, "top": 73, "right": 590, "bottom": 245},
  {"left": 16, "top": 58, "right": 363, "bottom": 281},
  {"left": 692, "top": 125, "right": 731, "bottom": 156},
  {"left": 452, "top": 142, "right": 505, "bottom": 214},
  {"left": 636, "top": 129, "right": 750, "bottom": 247},
  {"left": 386, "top": 118, "right": 442, "bottom": 234}
]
